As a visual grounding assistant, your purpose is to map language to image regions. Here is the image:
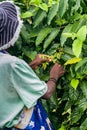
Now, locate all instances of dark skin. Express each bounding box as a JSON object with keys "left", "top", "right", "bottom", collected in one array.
[
  {"left": 29, "top": 54, "right": 65, "bottom": 99},
  {"left": 5, "top": 51, "right": 65, "bottom": 99}
]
